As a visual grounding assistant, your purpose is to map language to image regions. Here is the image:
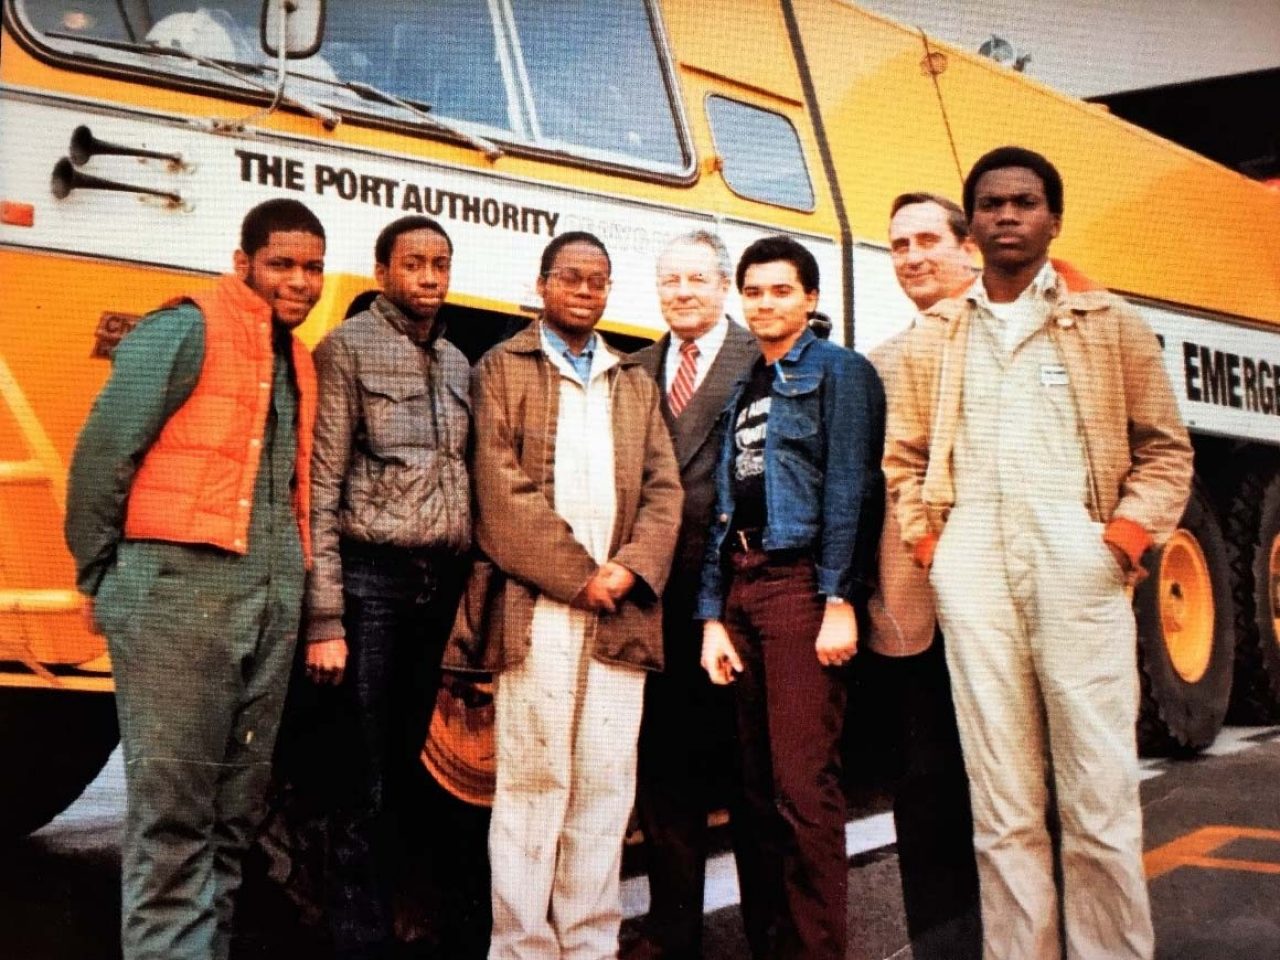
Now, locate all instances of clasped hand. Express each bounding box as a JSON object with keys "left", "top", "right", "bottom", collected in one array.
[{"left": 575, "top": 560, "right": 636, "bottom": 614}]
